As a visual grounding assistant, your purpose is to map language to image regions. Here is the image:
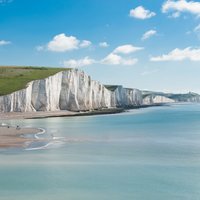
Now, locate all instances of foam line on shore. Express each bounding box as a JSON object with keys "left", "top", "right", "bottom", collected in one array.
[
  {"left": 34, "top": 128, "right": 46, "bottom": 139},
  {"left": 25, "top": 142, "right": 52, "bottom": 151},
  {"left": 25, "top": 140, "right": 65, "bottom": 151}
]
